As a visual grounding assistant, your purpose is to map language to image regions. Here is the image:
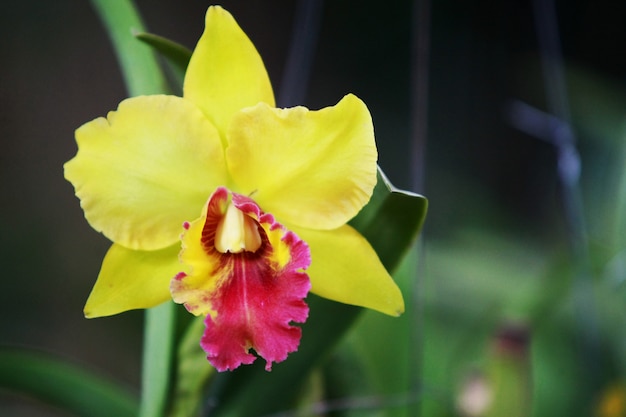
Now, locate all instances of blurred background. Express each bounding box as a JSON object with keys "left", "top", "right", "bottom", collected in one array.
[{"left": 2, "top": 0, "right": 626, "bottom": 415}]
